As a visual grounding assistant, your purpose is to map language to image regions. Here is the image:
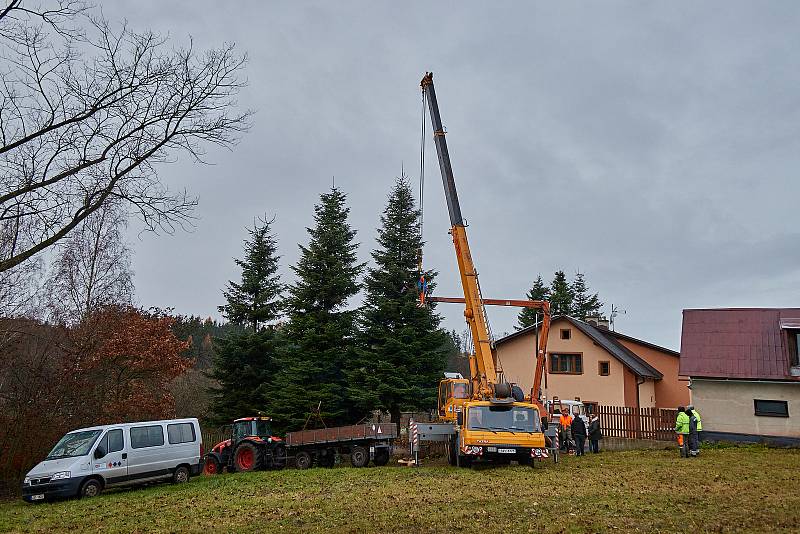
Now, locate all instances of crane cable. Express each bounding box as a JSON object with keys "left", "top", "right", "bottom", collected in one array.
[{"left": 416, "top": 88, "right": 427, "bottom": 305}]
